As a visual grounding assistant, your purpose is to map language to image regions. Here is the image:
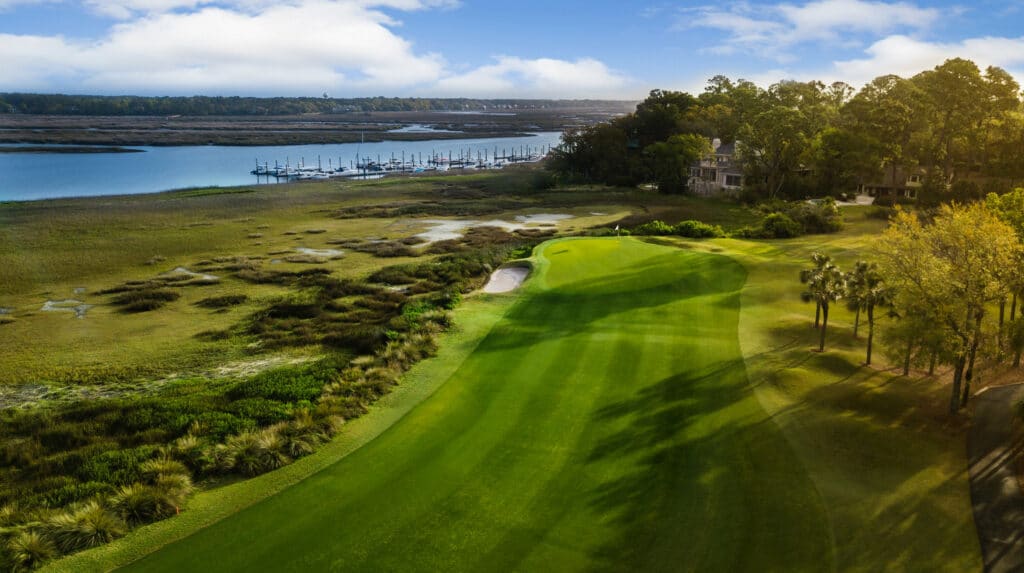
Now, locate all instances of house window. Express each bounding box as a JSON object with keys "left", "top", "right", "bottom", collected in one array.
[
  {"left": 907, "top": 175, "right": 921, "bottom": 184},
  {"left": 724, "top": 174, "right": 742, "bottom": 187}
]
